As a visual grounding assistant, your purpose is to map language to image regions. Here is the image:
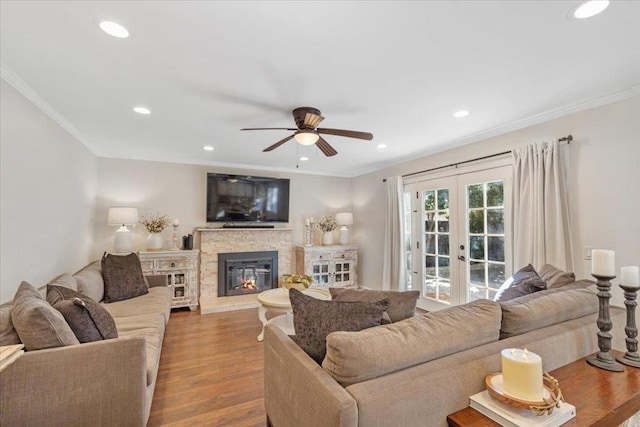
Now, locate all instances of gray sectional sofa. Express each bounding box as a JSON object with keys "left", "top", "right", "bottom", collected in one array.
[
  {"left": 0, "top": 260, "right": 171, "bottom": 427},
  {"left": 264, "top": 280, "right": 628, "bottom": 427}
]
